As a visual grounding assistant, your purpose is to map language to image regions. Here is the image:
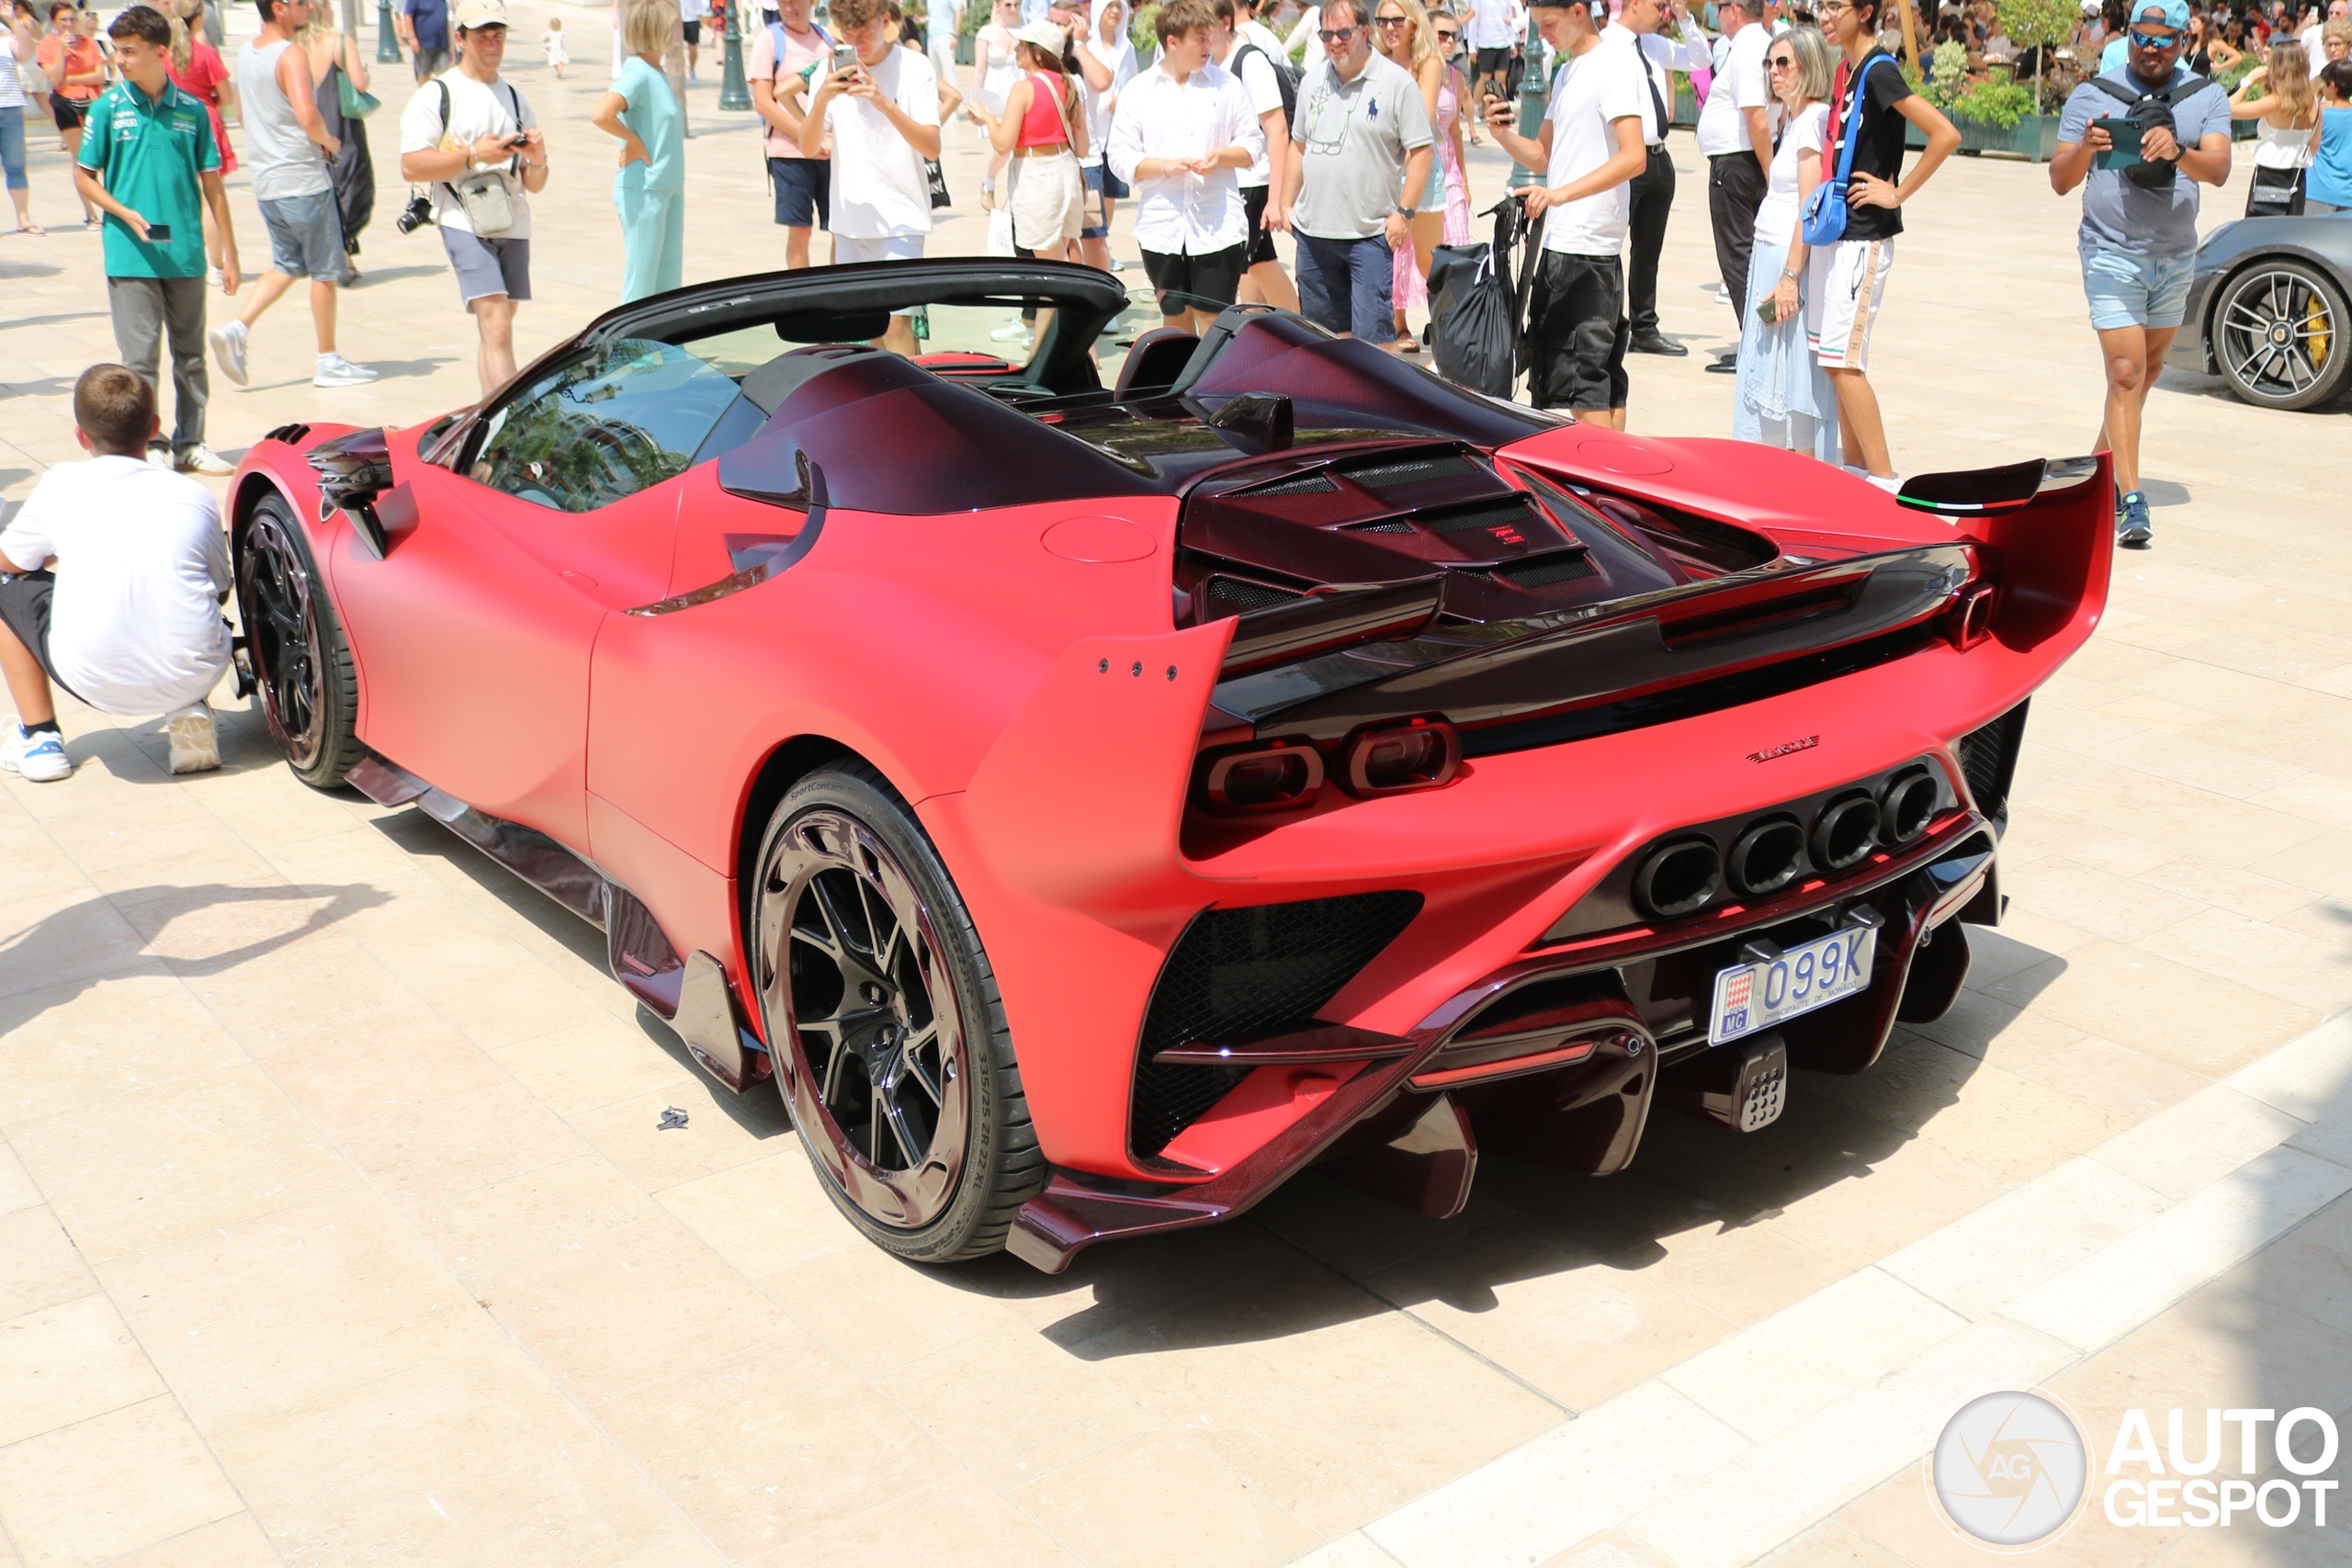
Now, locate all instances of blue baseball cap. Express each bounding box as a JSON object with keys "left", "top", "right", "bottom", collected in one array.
[{"left": 2129, "top": 0, "right": 2189, "bottom": 33}]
